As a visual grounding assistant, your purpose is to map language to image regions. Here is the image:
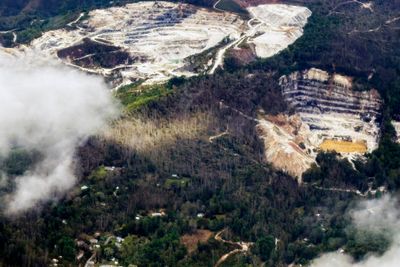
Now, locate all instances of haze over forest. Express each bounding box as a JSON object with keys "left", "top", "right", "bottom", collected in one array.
[{"left": 0, "top": 0, "right": 400, "bottom": 266}]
